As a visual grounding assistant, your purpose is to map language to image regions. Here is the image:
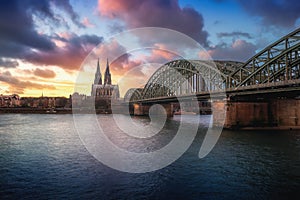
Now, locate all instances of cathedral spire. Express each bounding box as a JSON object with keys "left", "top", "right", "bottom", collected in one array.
[
  {"left": 105, "top": 58, "right": 110, "bottom": 74},
  {"left": 94, "top": 58, "right": 102, "bottom": 85},
  {"left": 104, "top": 58, "right": 111, "bottom": 85}
]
